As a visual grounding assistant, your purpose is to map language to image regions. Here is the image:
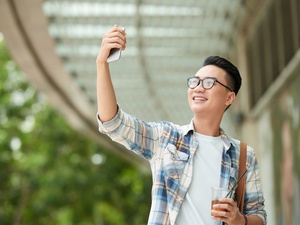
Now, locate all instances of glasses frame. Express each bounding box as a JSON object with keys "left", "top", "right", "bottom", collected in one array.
[{"left": 187, "top": 77, "right": 233, "bottom": 92}]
